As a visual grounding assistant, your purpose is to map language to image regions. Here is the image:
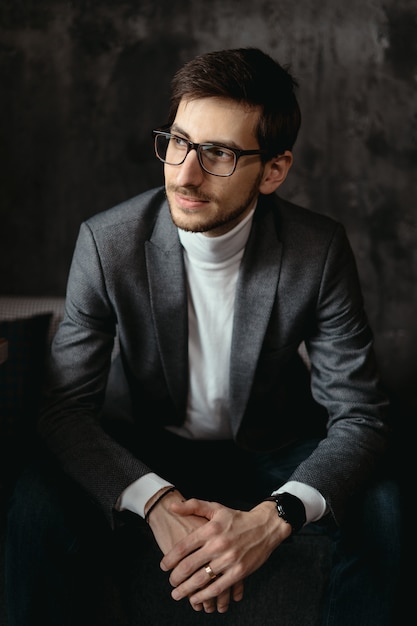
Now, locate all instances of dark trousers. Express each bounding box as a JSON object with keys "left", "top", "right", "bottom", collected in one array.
[{"left": 5, "top": 434, "right": 402, "bottom": 626}]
